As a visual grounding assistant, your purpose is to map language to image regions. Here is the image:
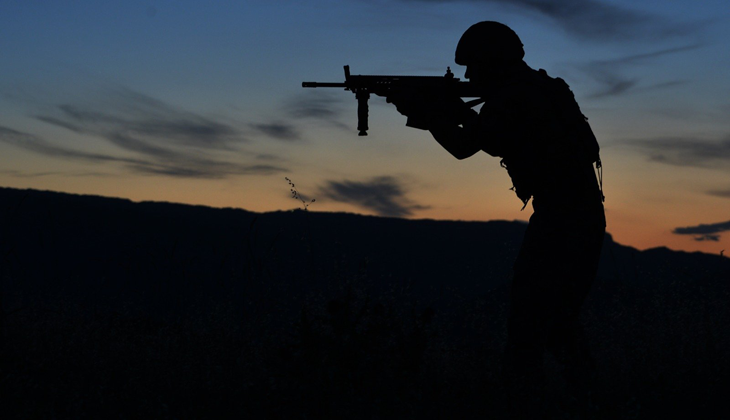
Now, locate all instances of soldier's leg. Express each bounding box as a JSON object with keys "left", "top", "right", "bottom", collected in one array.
[
  {"left": 546, "top": 221, "right": 605, "bottom": 415},
  {"left": 503, "top": 268, "right": 549, "bottom": 418},
  {"left": 502, "top": 214, "right": 555, "bottom": 417}
]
